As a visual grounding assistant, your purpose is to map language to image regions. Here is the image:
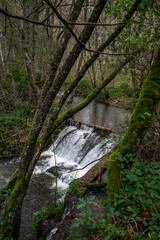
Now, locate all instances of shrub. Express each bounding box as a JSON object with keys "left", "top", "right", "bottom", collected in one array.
[
  {"left": 34, "top": 202, "right": 64, "bottom": 229},
  {"left": 67, "top": 196, "right": 106, "bottom": 240},
  {"left": 10, "top": 65, "right": 28, "bottom": 98},
  {"left": 76, "top": 79, "right": 93, "bottom": 97},
  {"left": 105, "top": 152, "right": 160, "bottom": 239},
  {"left": 108, "top": 83, "right": 140, "bottom": 98},
  {"left": 67, "top": 152, "right": 160, "bottom": 240},
  {"left": 0, "top": 101, "right": 35, "bottom": 156}
]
